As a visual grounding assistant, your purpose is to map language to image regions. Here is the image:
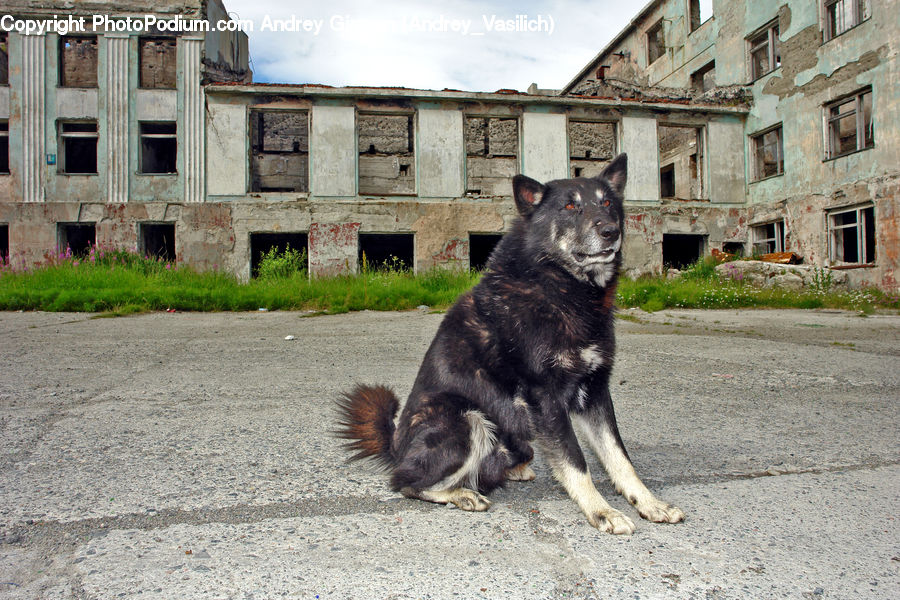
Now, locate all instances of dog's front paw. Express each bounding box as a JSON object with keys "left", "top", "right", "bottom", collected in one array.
[
  {"left": 450, "top": 488, "right": 492, "bottom": 512},
  {"left": 588, "top": 508, "right": 635, "bottom": 535},
  {"left": 506, "top": 463, "right": 536, "bottom": 481},
  {"left": 634, "top": 498, "right": 684, "bottom": 523}
]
